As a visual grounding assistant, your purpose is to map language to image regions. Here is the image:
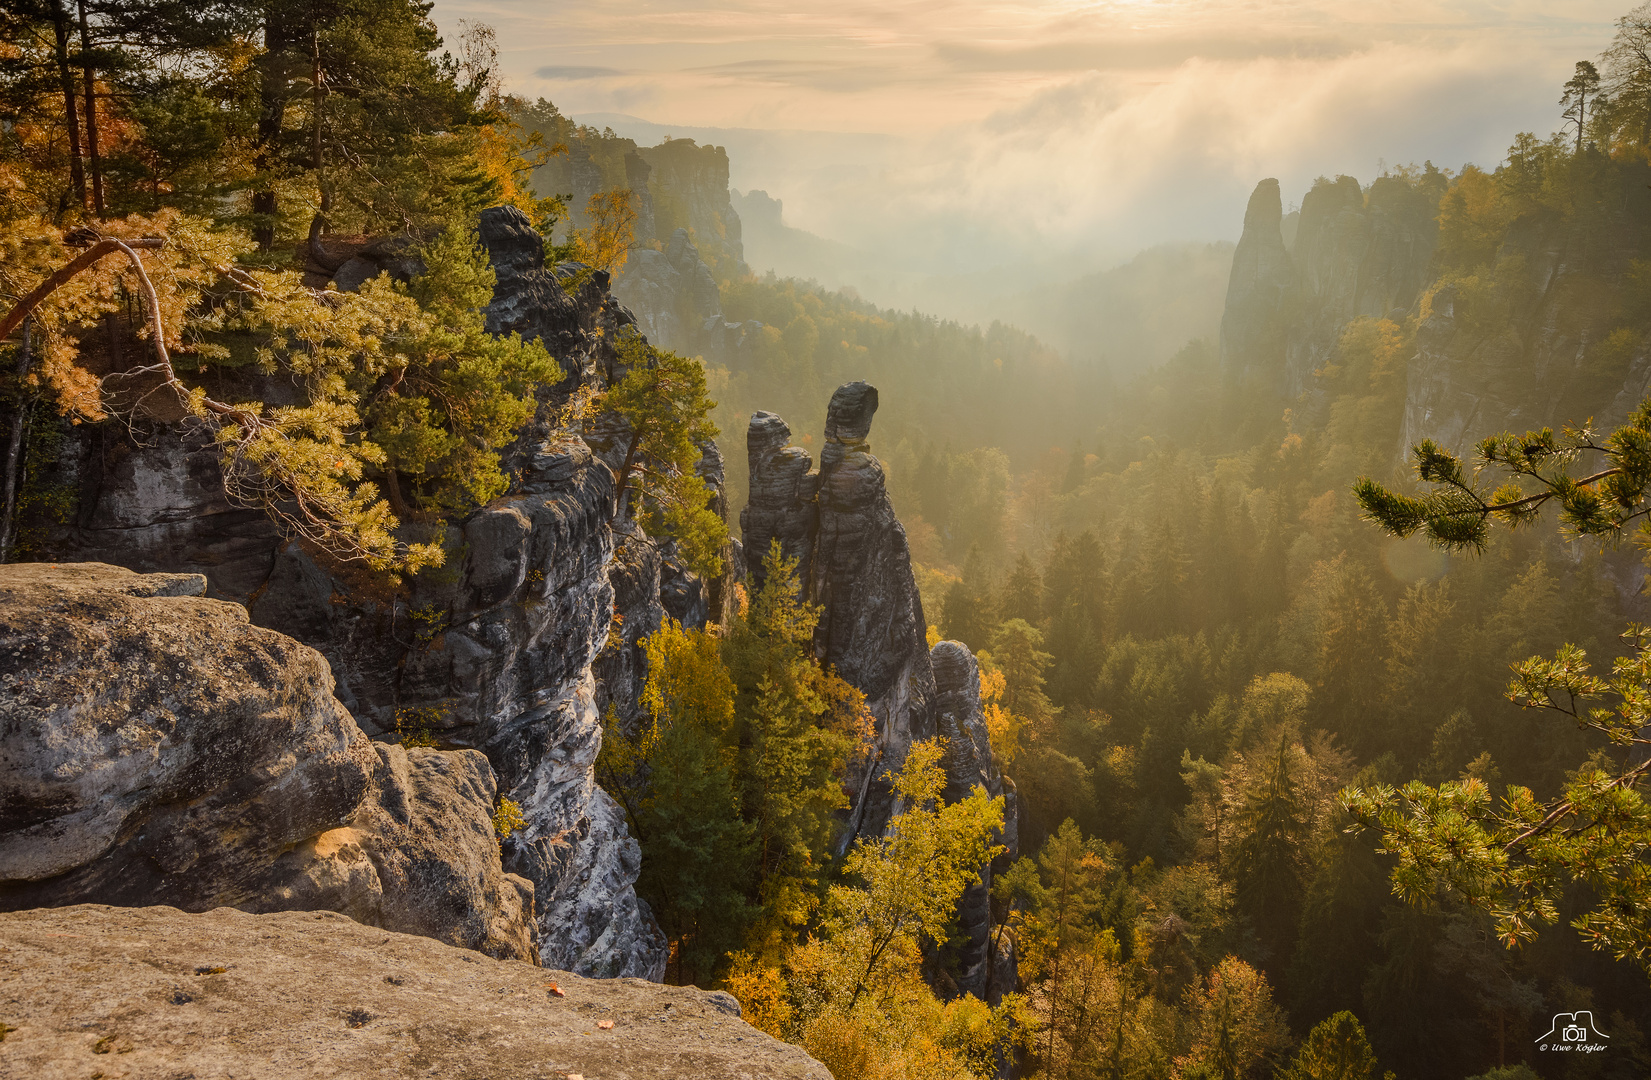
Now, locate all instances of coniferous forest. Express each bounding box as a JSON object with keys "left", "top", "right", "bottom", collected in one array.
[{"left": 10, "top": 3, "right": 1651, "bottom": 1080}]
